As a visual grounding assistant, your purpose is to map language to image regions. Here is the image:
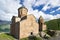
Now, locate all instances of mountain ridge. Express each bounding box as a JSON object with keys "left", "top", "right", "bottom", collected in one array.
[
  {"left": 0, "top": 20, "right": 11, "bottom": 25},
  {"left": 45, "top": 18, "right": 60, "bottom": 30}
]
